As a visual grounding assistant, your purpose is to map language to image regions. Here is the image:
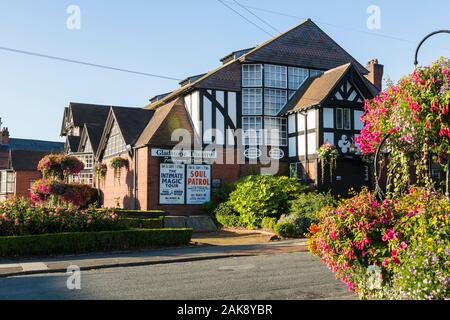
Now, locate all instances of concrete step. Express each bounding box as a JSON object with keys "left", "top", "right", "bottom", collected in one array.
[{"left": 164, "top": 216, "right": 217, "bottom": 233}]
